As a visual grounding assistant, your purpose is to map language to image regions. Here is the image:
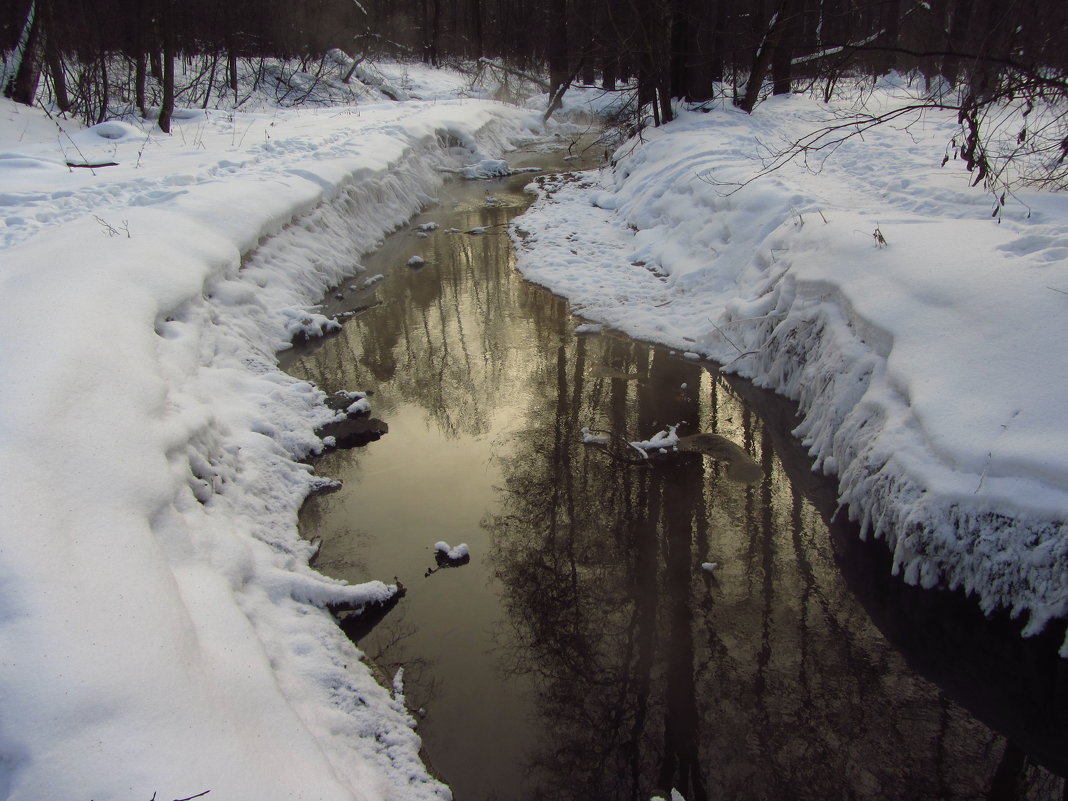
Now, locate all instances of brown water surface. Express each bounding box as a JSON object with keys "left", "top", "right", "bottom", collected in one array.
[{"left": 286, "top": 141, "right": 1067, "bottom": 801}]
